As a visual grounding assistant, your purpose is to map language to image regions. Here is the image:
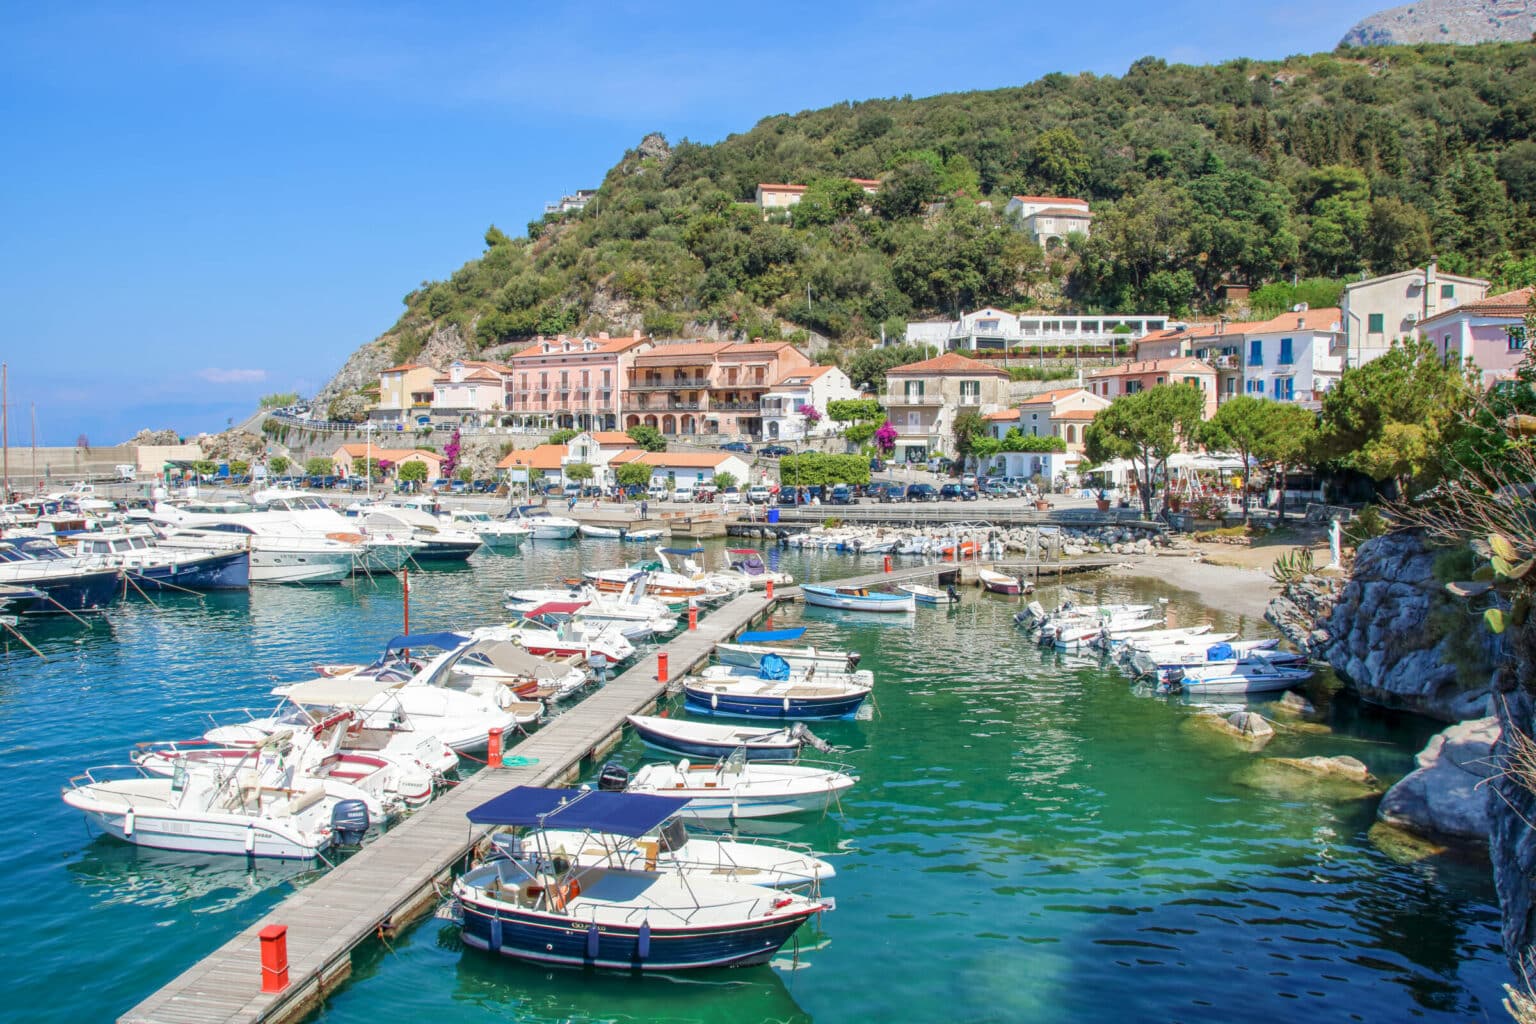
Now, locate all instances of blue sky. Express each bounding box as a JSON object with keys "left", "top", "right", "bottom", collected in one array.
[{"left": 0, "top": 1, "right": 1382, "bottom": 445}]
